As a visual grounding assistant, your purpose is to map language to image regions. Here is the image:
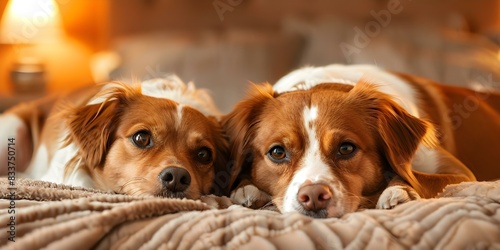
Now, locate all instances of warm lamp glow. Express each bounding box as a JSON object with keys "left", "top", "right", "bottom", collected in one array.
[{"left": 0, "top": 0, "right": 65, "bottom": 44}]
